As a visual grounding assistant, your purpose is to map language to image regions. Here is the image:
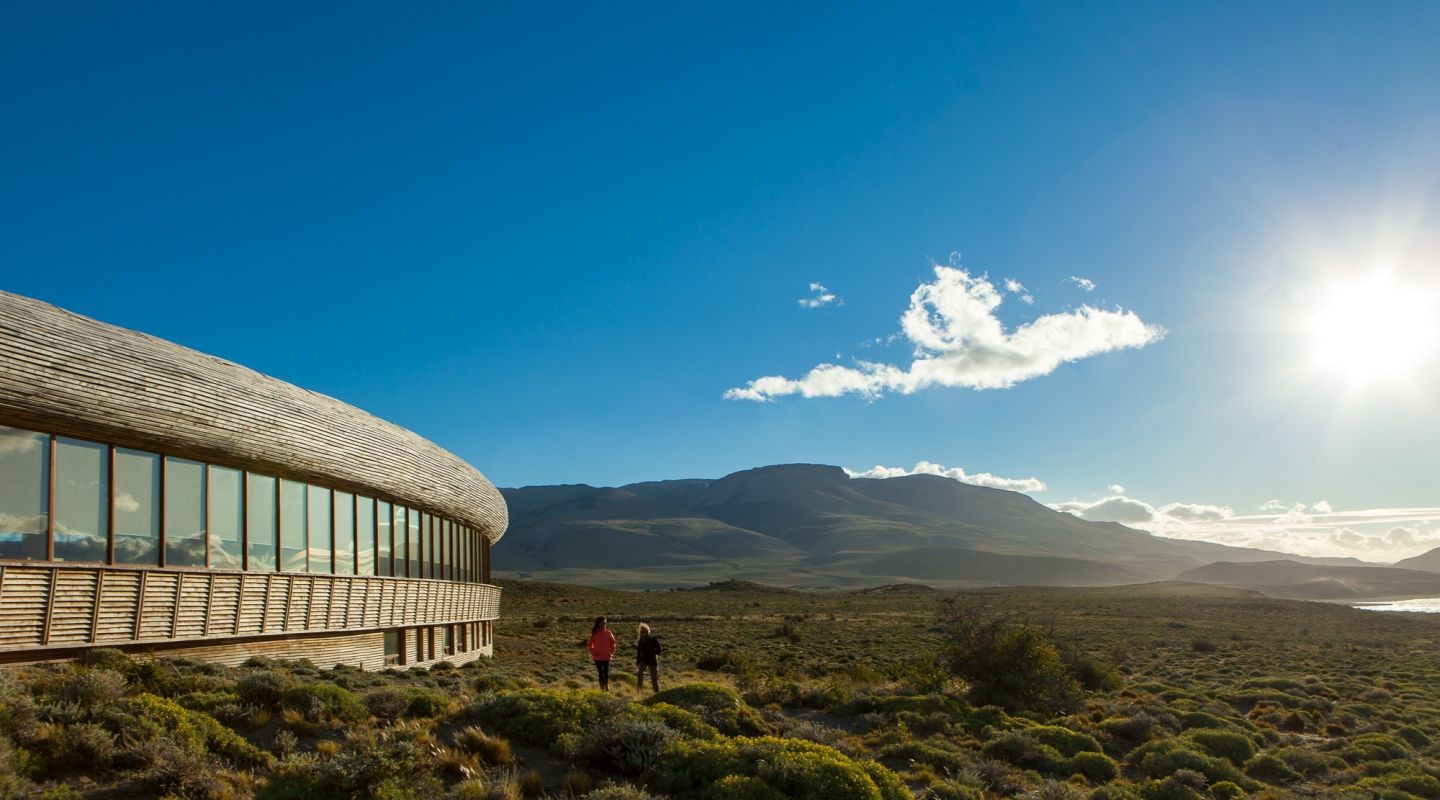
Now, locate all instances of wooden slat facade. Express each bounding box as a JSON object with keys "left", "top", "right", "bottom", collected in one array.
[
  {"left": 0, "top": 563, "right": 501, "bottom": 668},
  {"left": 0, "top": 291, "right": 507, "bottom": 543}
]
